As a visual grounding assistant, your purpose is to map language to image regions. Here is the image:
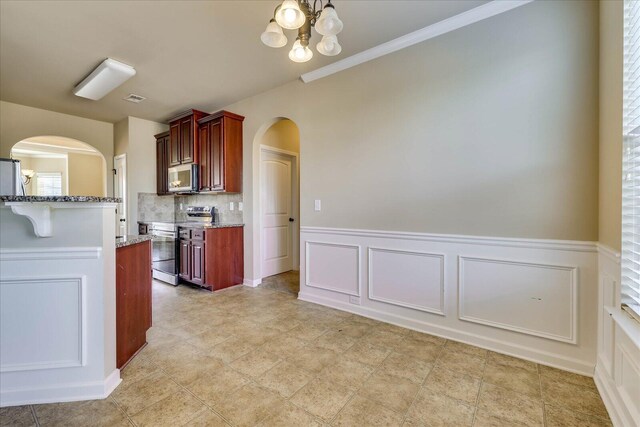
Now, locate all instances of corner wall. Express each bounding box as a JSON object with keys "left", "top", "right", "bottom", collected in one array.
[{"left": 114, "top": 116, "right": 168, "bottom": 234}]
